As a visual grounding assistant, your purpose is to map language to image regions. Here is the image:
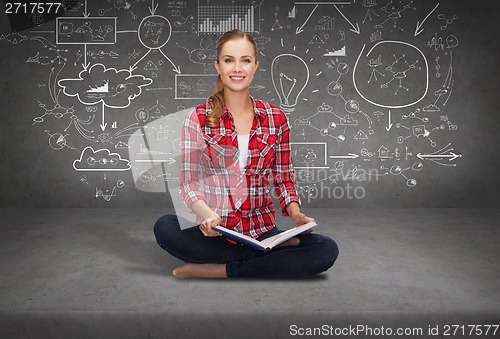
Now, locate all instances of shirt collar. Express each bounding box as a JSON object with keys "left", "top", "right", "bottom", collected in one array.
[
  {"left": 219, "top": 96, "right": 263, "bottom": 136},
  {"left": 250, "top": 96, "right": 263, "bottom": 116},
  {"left": 221, "top": 95, "right": 262, "bottom": 119}
]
